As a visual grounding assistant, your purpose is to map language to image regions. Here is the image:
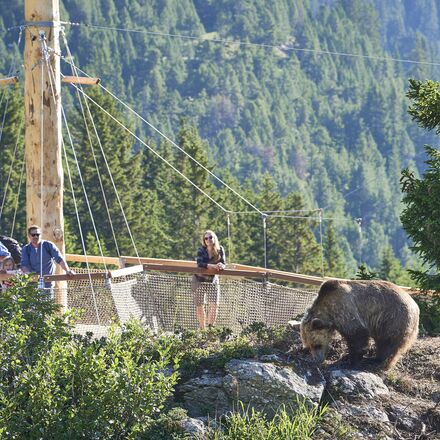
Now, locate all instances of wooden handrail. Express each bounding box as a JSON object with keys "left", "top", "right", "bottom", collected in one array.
[
  {"left": 0, "top": 76, "right": 18, "bottom": 86},
  {"left": 122, "top": 256, "right": 196, "bottom": 267},
  {"left": 56, "top": 254, "right": 420, "bottom": 291},
  {"left": 66, "top": 254, "right": 121, "bottom": 266}
]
